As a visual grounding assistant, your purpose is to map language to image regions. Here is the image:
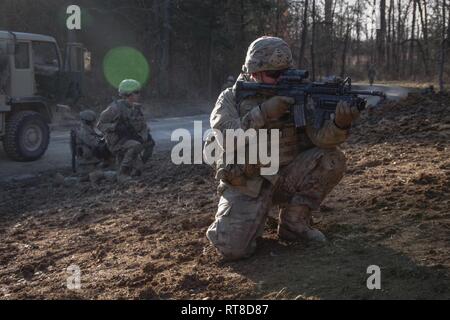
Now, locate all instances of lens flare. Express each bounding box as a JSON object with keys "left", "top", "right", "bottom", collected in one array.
[{"left": 102, "top": 47, "right": 150, "bottom": 89}]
